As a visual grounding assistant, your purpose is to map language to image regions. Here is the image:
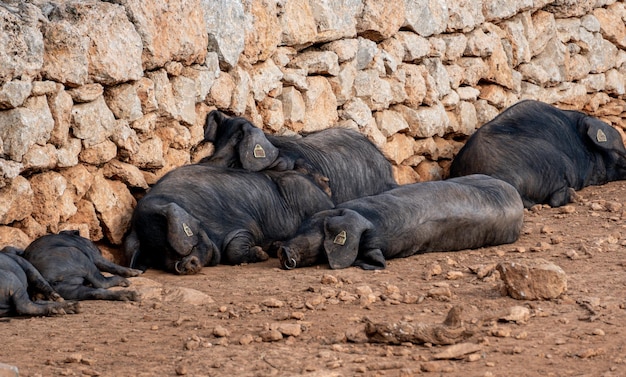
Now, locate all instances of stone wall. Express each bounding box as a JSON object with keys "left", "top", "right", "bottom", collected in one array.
[{"left": 0, "top": 0, "right": 625, "bottom": 258}]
